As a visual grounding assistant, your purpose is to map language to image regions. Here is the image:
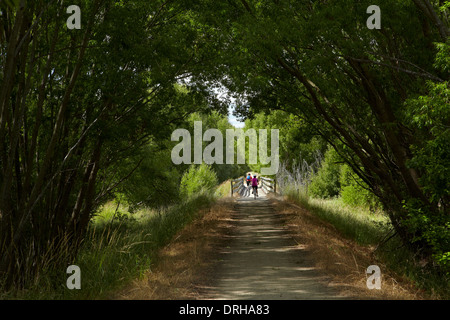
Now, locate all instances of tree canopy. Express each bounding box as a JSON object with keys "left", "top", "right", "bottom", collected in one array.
[{"left": 187, "top": 0, "right": 449, "bottom": 270}]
